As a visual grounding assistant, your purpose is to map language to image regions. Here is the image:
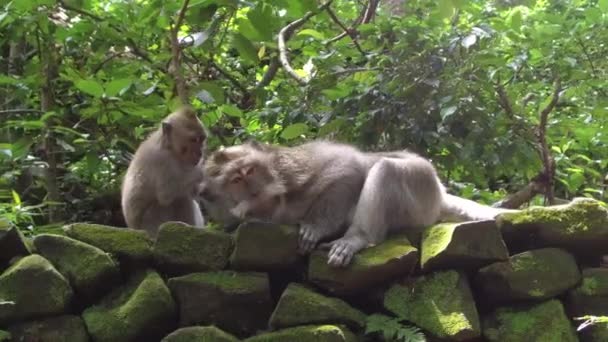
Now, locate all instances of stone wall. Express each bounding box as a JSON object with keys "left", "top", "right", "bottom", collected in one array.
[{"left": 0, "top": 198, "right": 607, "bottom": 341}]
